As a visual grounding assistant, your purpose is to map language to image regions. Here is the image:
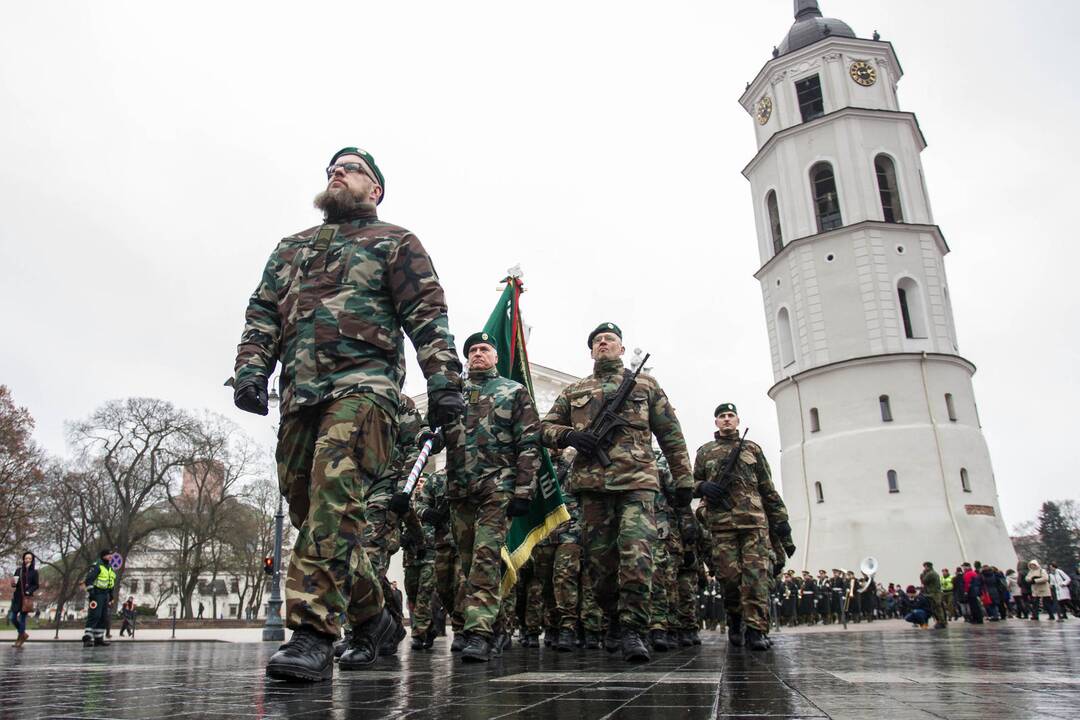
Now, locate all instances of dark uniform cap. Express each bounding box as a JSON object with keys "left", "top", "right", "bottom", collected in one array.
[
  {"left": 587, "top": 322, "right": 622, "bottom": 348},
  {"left": 329, "top": 147, "right": 386, "bottom": 204},
  {"left": 714, "top": 402, "right": 738, "bottom": 417},
  {"left": 463, "top": 331, "right": 496, "bottom": 356}
]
